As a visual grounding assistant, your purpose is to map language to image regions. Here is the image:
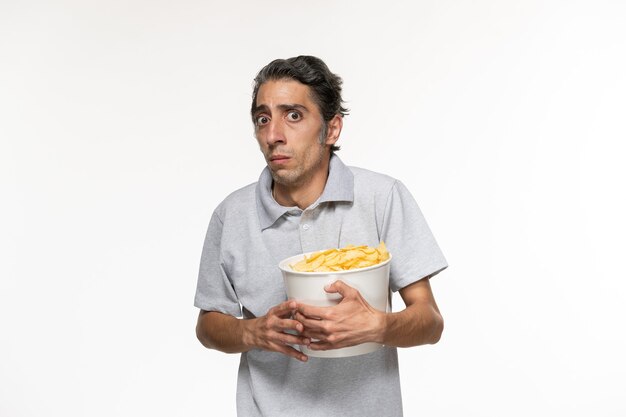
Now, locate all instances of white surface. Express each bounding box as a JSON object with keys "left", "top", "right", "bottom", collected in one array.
[
  {"left": 1, "top": 1, "right": 625, "bottom": 416},
  {"left": 280, "top": 253, "right": 391, "bottom": 358}
]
